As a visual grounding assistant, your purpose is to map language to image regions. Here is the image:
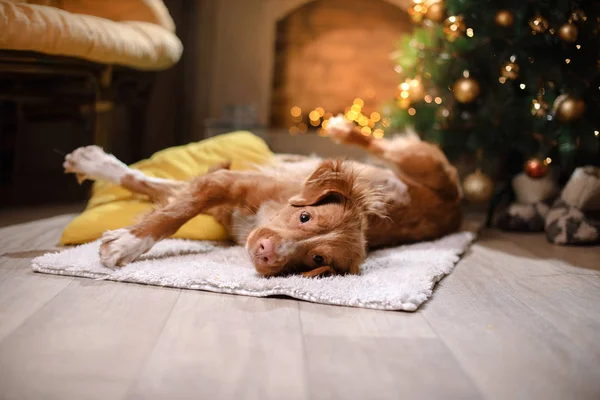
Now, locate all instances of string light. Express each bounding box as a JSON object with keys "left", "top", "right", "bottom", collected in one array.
[
  {"left": 373, "top": 129, "right": 385, "bottom": 139},
  {"left": 576, "top": 44, "right": 582, "bottom": 49},
  {"left": 424, "top": 95, "right": 433, "bottom": 103},
  {"left": 499, "top": 77, "right": 507, "bottom": 84},
  {"left": 565, "top": 58, "right": 571, "bottom": 64},
  {"left": 595, "top": 130, "right": 599, "bottom": 137},
  {"left": 520, "top": 83, "right": 526, "bottom": 89},
  {"left": 315, "top": 107, "right": 325, "bottom": 117},
  {"left": 434, "top": 97, "right": 443, "bottom": 104},
  {"left": 361, "top": 126, "right": 372, "bottom": 136},
  {"left": 289, "top": 126, "right": 299, "bottom": 135},
  {"left": 545, "top": 157, "right": 552, "bottom": 165},
  {"left": 353, "top": 98, "right": 364, "bottom": 107},
  {"left": 370, "top": 112, "right": 381, "bottom": 122},
  {"left": 466, "top": 28, "right": 474, "bottom": 37},
  {"left": 408, "top": 108, "right": 417, "bottom": 116},
  {"left": 290, "top": 106, "right": 301, "bottom": 117}
]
